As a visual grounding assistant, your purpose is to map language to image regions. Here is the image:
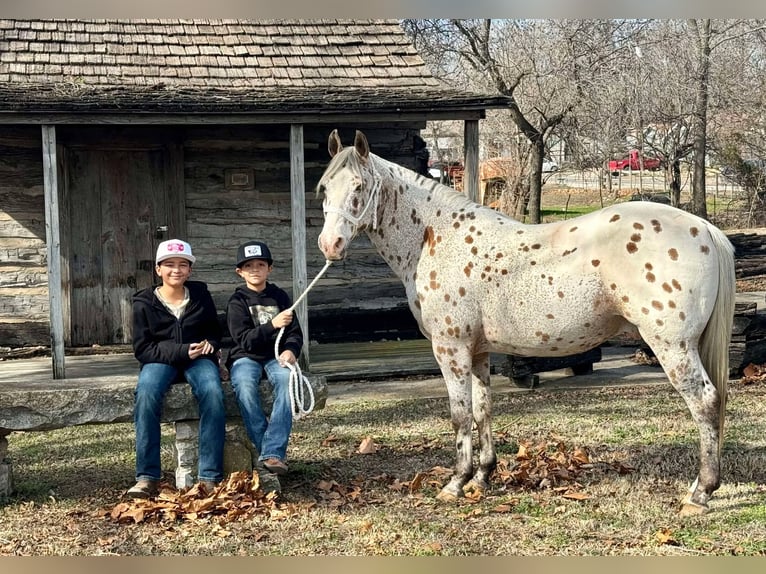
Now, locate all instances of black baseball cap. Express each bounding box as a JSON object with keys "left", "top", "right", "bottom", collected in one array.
[{"left": 236, "top": 241, "right": 273, "bottom": 267}]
